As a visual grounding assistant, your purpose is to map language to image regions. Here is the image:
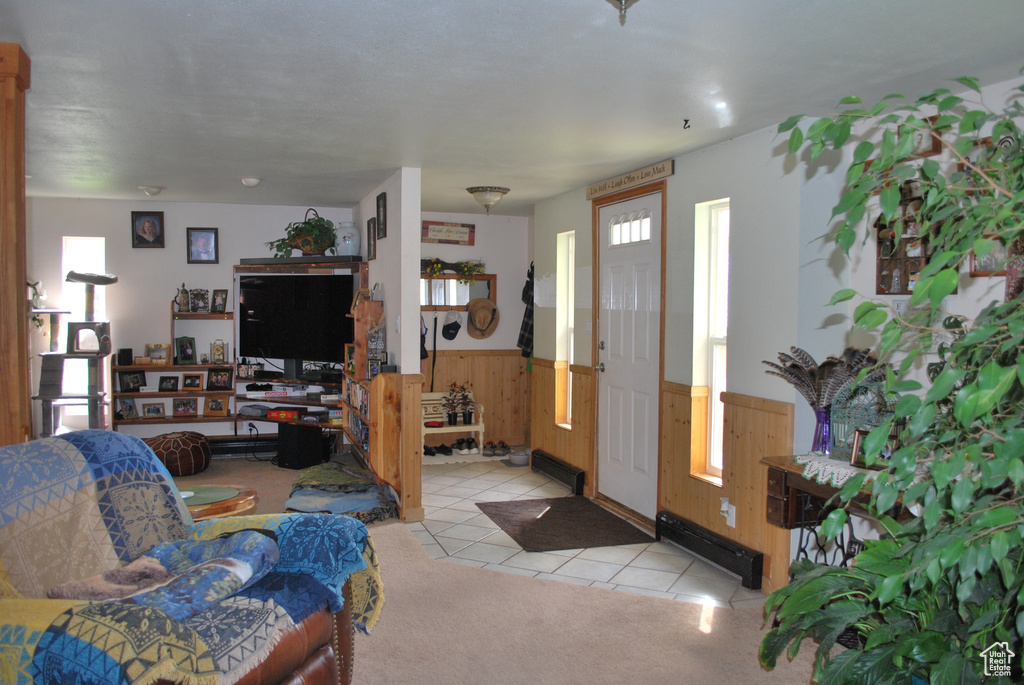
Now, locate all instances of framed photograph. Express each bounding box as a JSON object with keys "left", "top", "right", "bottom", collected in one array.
[
  {"left": 158, "top": 375, "right": 179, "bottom": 392},
  {"left": 175, "top": 336, "right": 197, "bottom": 364},
  {"left": 187, "top": 227, "right": 219, "bottom": 264},
  {"left": 173, "top": 397, "right": 198, "bottom": 417},
  {"left": 131, "top": 211, "right": 165, "bottom": 248},
  {"left": 850, "top": 428, "right": 897, "bottom": 470},
  {"left": 367, "top": 217, "right": 377, "bottom": 260},
  {"left": 376, "top": 192, "right": 387, "bottom": 239},
  {"left": 206, "top": 368, "right": 234, "bottom": 390},
  {"left": 970, "top": 236, "right": 1009, "bottom": 277},
  {"left": 907, "top": 116, "right": 941, "bottom": 158},
  {"left": 182, "top": 373, "right": 203, "bottom": 390},
  {"left": 118, "top": 371, "right": 145, "bottom": 393},
  {"left": 118, "top": 398, "right": 138, "bottom": 419},
  {"left": 204, "top": 394, "right": 230, "bottom": 417},
  {"left": 211, "top": 289, "right": 229, "bottom": 313},
  {"left": 141, "top": 402, "right": 165, "bottom": 418},
  {"left": 145, "top": 343, "right": 171, "bottom": 363},
  {"left": 368, "top": 360, "right": 381, "bottom": 379},
  {"left": 189, "top": 289, "right": 209, "bottom": 312}
]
